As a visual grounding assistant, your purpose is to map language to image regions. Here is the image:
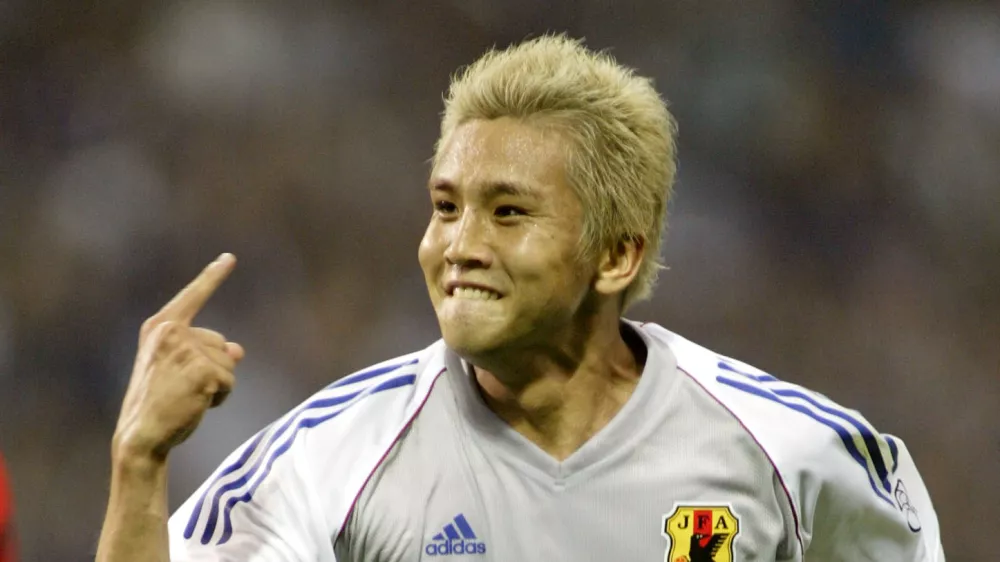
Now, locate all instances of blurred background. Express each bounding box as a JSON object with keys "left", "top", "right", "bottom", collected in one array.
[{"left": 0, "top": 0, "right": 997, "bottom": 559}]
